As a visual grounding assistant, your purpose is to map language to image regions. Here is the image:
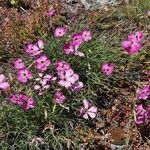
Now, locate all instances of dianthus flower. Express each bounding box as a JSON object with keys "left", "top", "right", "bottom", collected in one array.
[
  {"left": 48, "top": 8, "right": 56, "bottom": 17},
  {"left": 37, "top": 39, "right": 44, "bottom": 49},
  {"left": 135, "top": 104, "right": 150, "bottom": 125},
  {"left": 121, "top": 39, "right": 142, "bottom": 54},
  {"left": 58, "top": 69, "right": 79, "bottom": 88},
  {"left": 55, "top": 60, "right": 71, "bottom": 73},
  {"left": 35, "top": 55, "right": 51, "bottom": 72},
  {"left": 138, "top": 84, "right": 150, "bottom": 100},
  {"left": 0, "top": 74, "right": 10, "bottom": 91},
  {"left": 81, "top": 30, "right": 92, "bottom": 42},
  {"left": 128, "top": 31, "right": 144, "bottom": 43},
  {"left": 17, "top": 68, "right": 32, "bottom": 83},
  {"left": 54, "top": 90, "right": 66, "bottom": 104},
  {"left": 9, "top": 93, "right": 35, "bottom": 110},
  {"left": 71, "top": 81, "right": 84, "bottom": 93},
  {"left": 63, "top": 42, "right": 85, "bottom": 57},
  {"left": 56, "top": 60, "right": 83, "bottom": 91},
  {"left": 101, "top": 63, "right": 115, "bottom": 76},
  {"left": 54, "top": 27, "right": 67, "bottom": 38},
  {"left": 14, "top": 58, "right": 25, "bottom": 70},
  {"left": 122, "top": 31, "right": 144, "bottom": 55},
  {"left": 34, "top": 73, "right": 56, "bottom": 95},
  {"left": 72, "top": 33, "right": 83, "bottom": 47},
  {"left": 25, "top": 40, "right": 44, "bottom": 57},
  {"left": 63, "top": 42, "right": 75, "bottom": 55},
  {"left": 80, "top": 99, "right": 97, "bottom": 120}
]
